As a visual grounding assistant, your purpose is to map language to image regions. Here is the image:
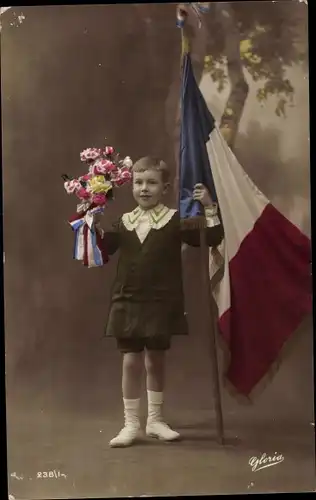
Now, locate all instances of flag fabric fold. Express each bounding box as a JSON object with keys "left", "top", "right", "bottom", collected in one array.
[
  {"left": 179, "top": 52, "right": 312, "bottom": 396},
  {"left": 179, "top": 53, "right": 217, "bottom": 220}
]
